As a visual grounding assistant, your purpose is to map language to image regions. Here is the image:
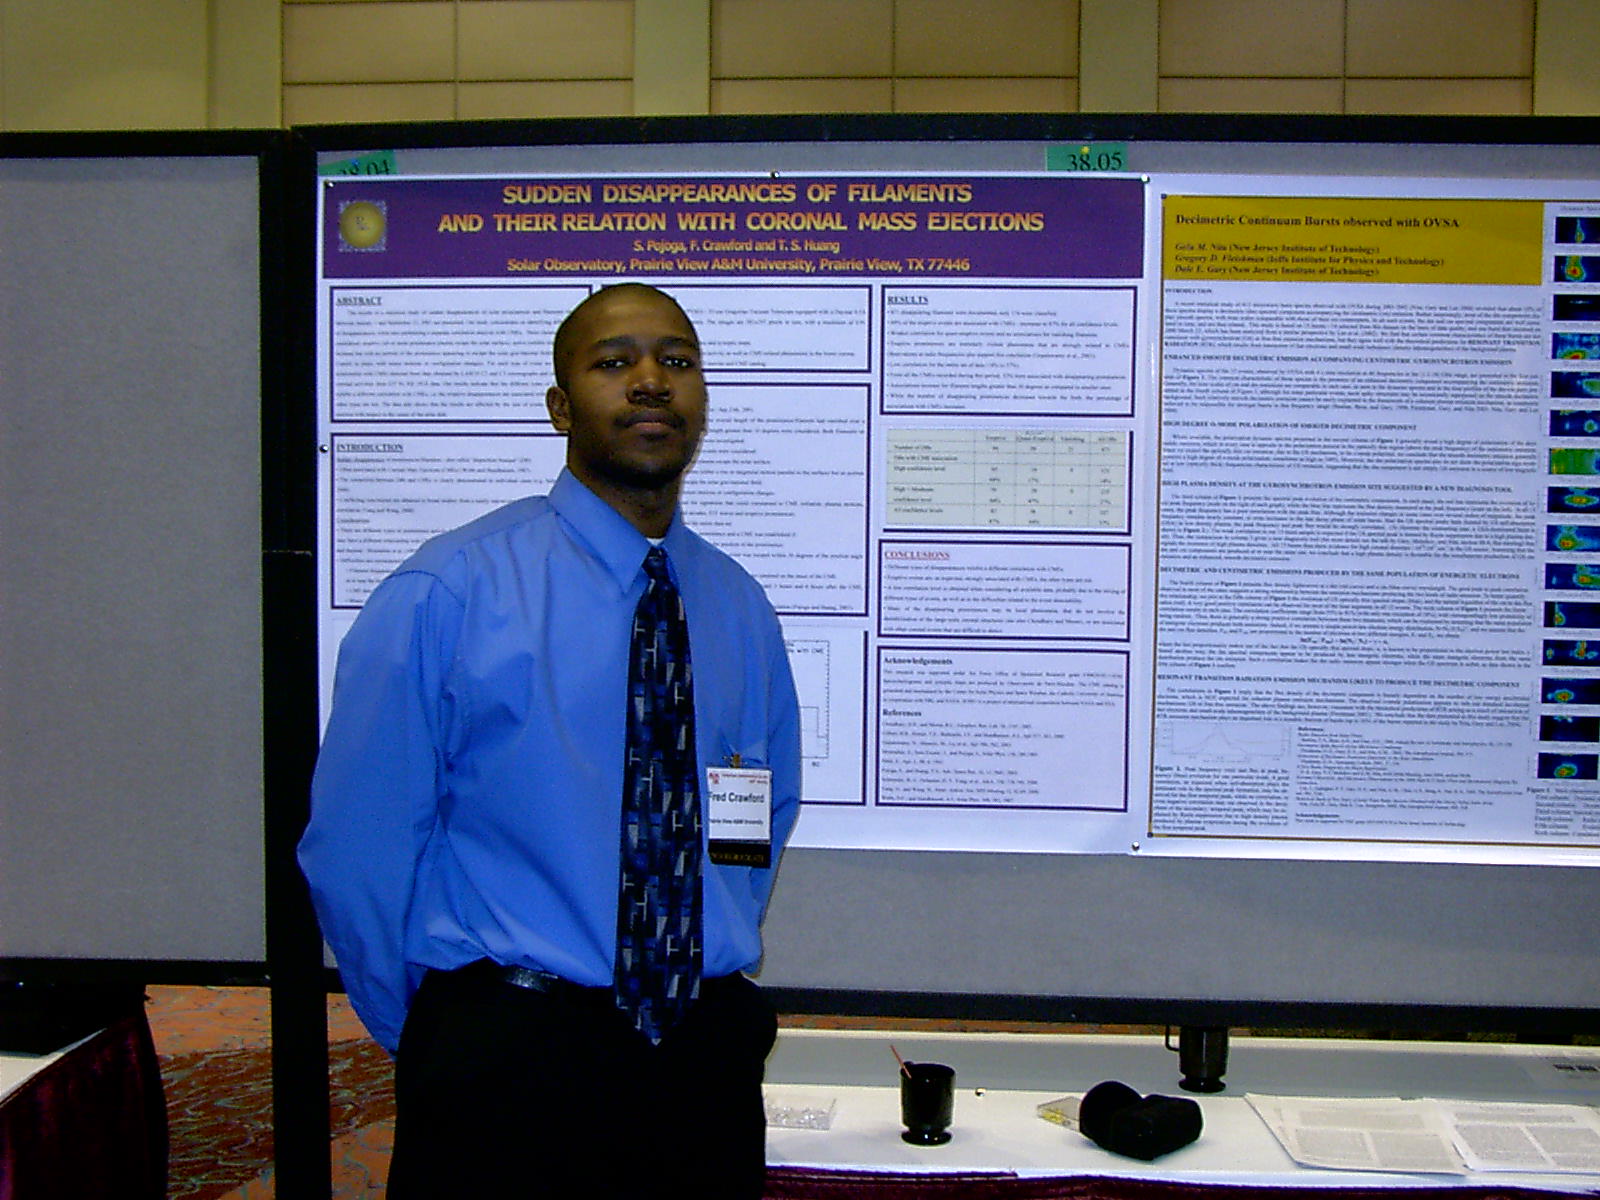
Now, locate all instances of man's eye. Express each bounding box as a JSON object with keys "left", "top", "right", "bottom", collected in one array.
[{"left": 663, "top": 355, "right": 697, "bottom": 369}]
